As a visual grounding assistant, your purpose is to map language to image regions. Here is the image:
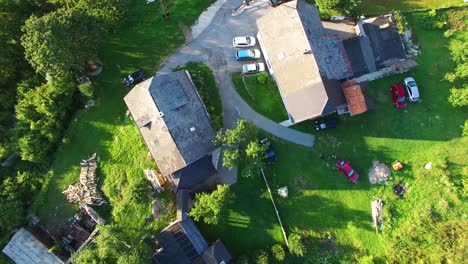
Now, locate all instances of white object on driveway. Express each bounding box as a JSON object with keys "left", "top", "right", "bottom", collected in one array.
[{"left": 233, "top": 36, "right": 256, "bottom": 48}]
